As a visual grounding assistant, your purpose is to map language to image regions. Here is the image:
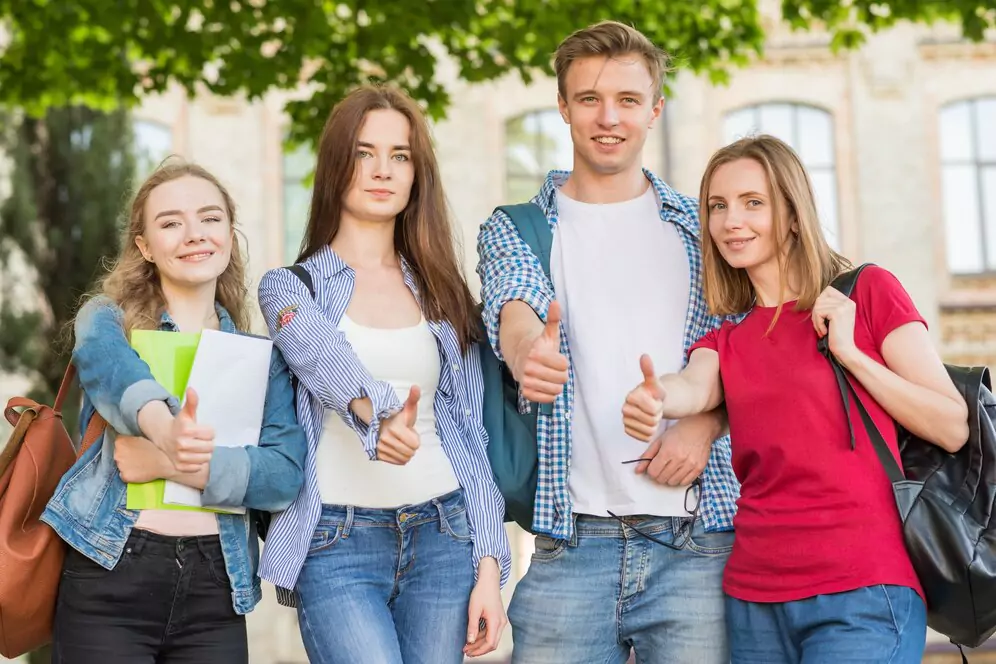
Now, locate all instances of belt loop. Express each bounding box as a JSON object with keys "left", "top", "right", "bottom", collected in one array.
[
  {"left": 431, "top": 497, "right": 448, "bottom": 533},
  {"left": 568, "top": 513, "right": 580, "bottom": 548},
  {"left": 128, "top": 529, "right": 149, "bottom": 555},
  {"left": 342, "top": 505, "right": 354, "bottom": 539}
]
